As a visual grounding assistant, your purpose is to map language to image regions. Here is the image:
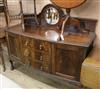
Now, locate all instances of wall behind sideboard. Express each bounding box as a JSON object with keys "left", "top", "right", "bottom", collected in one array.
[
  {"left": 71, "top": 0, "right": 100, "bottom": 48},
  {"left": 2, "top": 0, "right": 100, "bottom": 48}
]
